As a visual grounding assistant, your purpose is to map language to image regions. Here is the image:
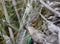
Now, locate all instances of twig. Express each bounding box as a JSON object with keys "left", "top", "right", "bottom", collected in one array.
[
  {"left": 1, "top": 0, "right": 15, "bottom": 44},
  {"left": 41, "top": 14, "right": 60, "bottom": 44},
  {"left": 39, "top": 0, "right": 60, "bottom": 17},
  {"left": 39, "top": 5, "right": 60, "bottom": 44},
  {"left": 25, "top": 25, "right": 46, "bottom": 44},
  {"left": 39, "top": 3, "right": 60, "bottom": 32},
  {"left": 49, "top": 2, "right": 60, "bottom": 6},
  {"left": 21, "top": 1, "right": 32, "bottom": 24},
  {"left": 0, "top": 29, "right": 11, "bottom": 44},
  {"left": 17, "top": 30, "right": 26, "bottom": 44},
  {"left": 7, "top": 24, "right": 19, "bottom": 32},
  {"left": 26, "top": 13, "right": 39, "bottom": 25},
  {"left": 54, "top": 8, "right": 60, "bottom": 11},
  {"left": 39, "top": 13, "right": 60, "bottom": 44},
  {"left": 3, "top": 34, "right": 12, "bottom": 44},
  {"left": 16, "top": 1, "right": 32, "bottom": 44},
  {"left": 12, "top": 0, "right": 20, "bottom": 27},
  {"left": 39, "top": 5, "right": 49, "bottom": 22},
  {"left": 58, "top": 32, "right": 60, "bottom": 44}
]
